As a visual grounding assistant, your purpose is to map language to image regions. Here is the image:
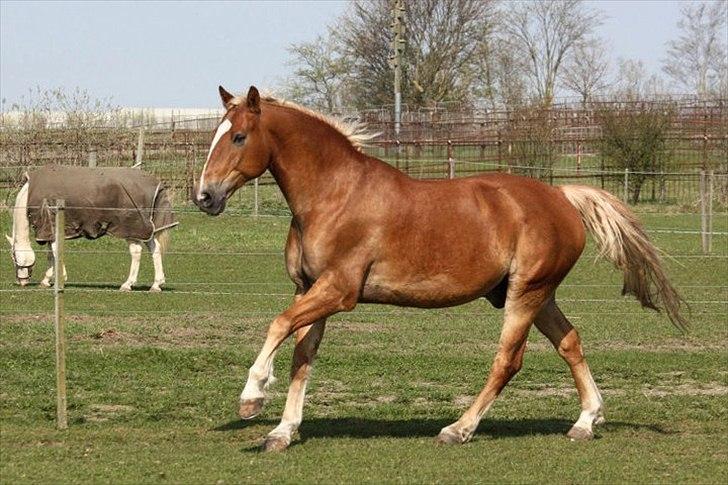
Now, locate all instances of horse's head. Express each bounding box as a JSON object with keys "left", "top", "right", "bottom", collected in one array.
[
  {"left": 195, "top": 85, "right": 270, "bottom": 215},
  {"left": 5, "top": 234, "right": 35, "bottom": 286}
]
